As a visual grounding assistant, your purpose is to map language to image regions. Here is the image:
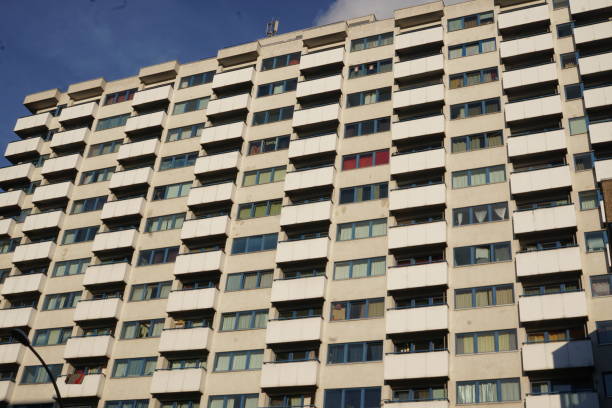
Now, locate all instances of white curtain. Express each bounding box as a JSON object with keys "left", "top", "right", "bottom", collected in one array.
[
  {"left": 493, "top": 204, "right": 508, "bottom": 220},
  {"left": 479, "top": 382, "right": 497, "bottom": 402},
  {"left": 457, "top": 384, "right": 476, "bottom": 404},
  {"left": 474, "top": 207, "right": 488, "bottom": 223}
]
